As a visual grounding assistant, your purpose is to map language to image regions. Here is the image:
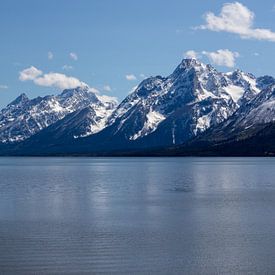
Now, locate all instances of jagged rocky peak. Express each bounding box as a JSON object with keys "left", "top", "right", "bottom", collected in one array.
[
  {"left": 229, "top": 69, "right": 254, "bottom": 78},
  {"left": 8, "top": 93, "right": 30, "bottom": 107},
  {"left": 0, "top": 85, "right": 117, "bottom": 143},
  {"left": 226, "top": 69, "right": 257, "bottom": 88},
  {"left": 131, "top": 59, "right": 221, "bottom": 97},
  {"left": 175, "top": 58, "right": 207, "bottom": 71},
  {"left": 1, "top": 58, "right": 275, "bottom": 153},
  {"left": 106, "top": 58, "right": 274, "bottom": 146},
  {"left": 172, "top": 58, "right": 220, "bottom": 79},
  {"left": 172, "top": 60, "right": 260, "bottom": 101},
  {"left": 105, "top": 59, "right": 241, "bottom": 144},
  {"left": 60, "top": 85, "right": 90, "bottom": 97},
  {"left": 256, "top": 75, "right": 275, "bottom": 90},
  {"left": 203, "top": 84, "right": 275, "bottom": 144},
  {"left": 171, "top": 59, "right": 226, "bottom": 93},
  {"left": 59, "top": 85, "right": 99, "bottom": 104},
  {"left": 133, "top": 76, "right": 166, "bottom": 98}
]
